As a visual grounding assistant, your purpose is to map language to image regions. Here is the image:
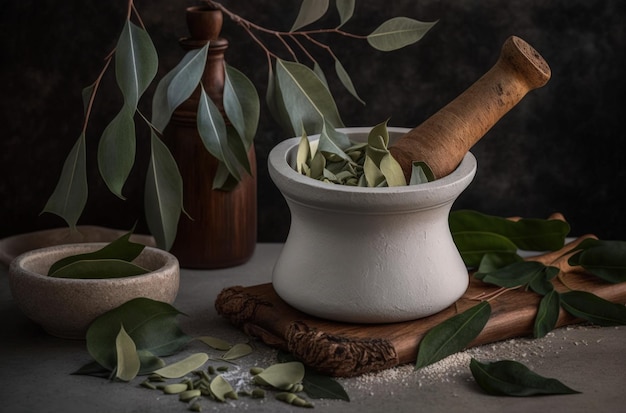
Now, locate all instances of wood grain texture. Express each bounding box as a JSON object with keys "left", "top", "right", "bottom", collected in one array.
[{"left": 215, "top": 239, "right": 626, "bottom": 377}]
